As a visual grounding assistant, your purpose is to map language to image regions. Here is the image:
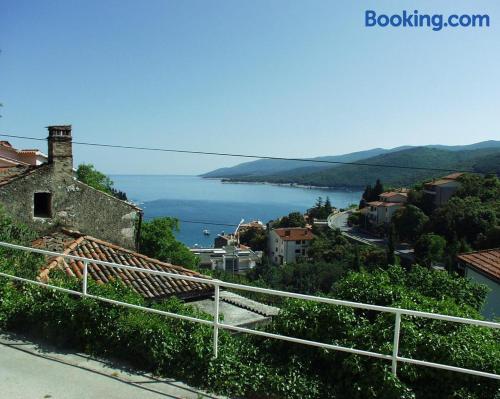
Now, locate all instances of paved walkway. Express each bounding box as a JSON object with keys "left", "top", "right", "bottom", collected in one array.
[{"left": 0, "top": 332, "right": 224, "bottom": 399}]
